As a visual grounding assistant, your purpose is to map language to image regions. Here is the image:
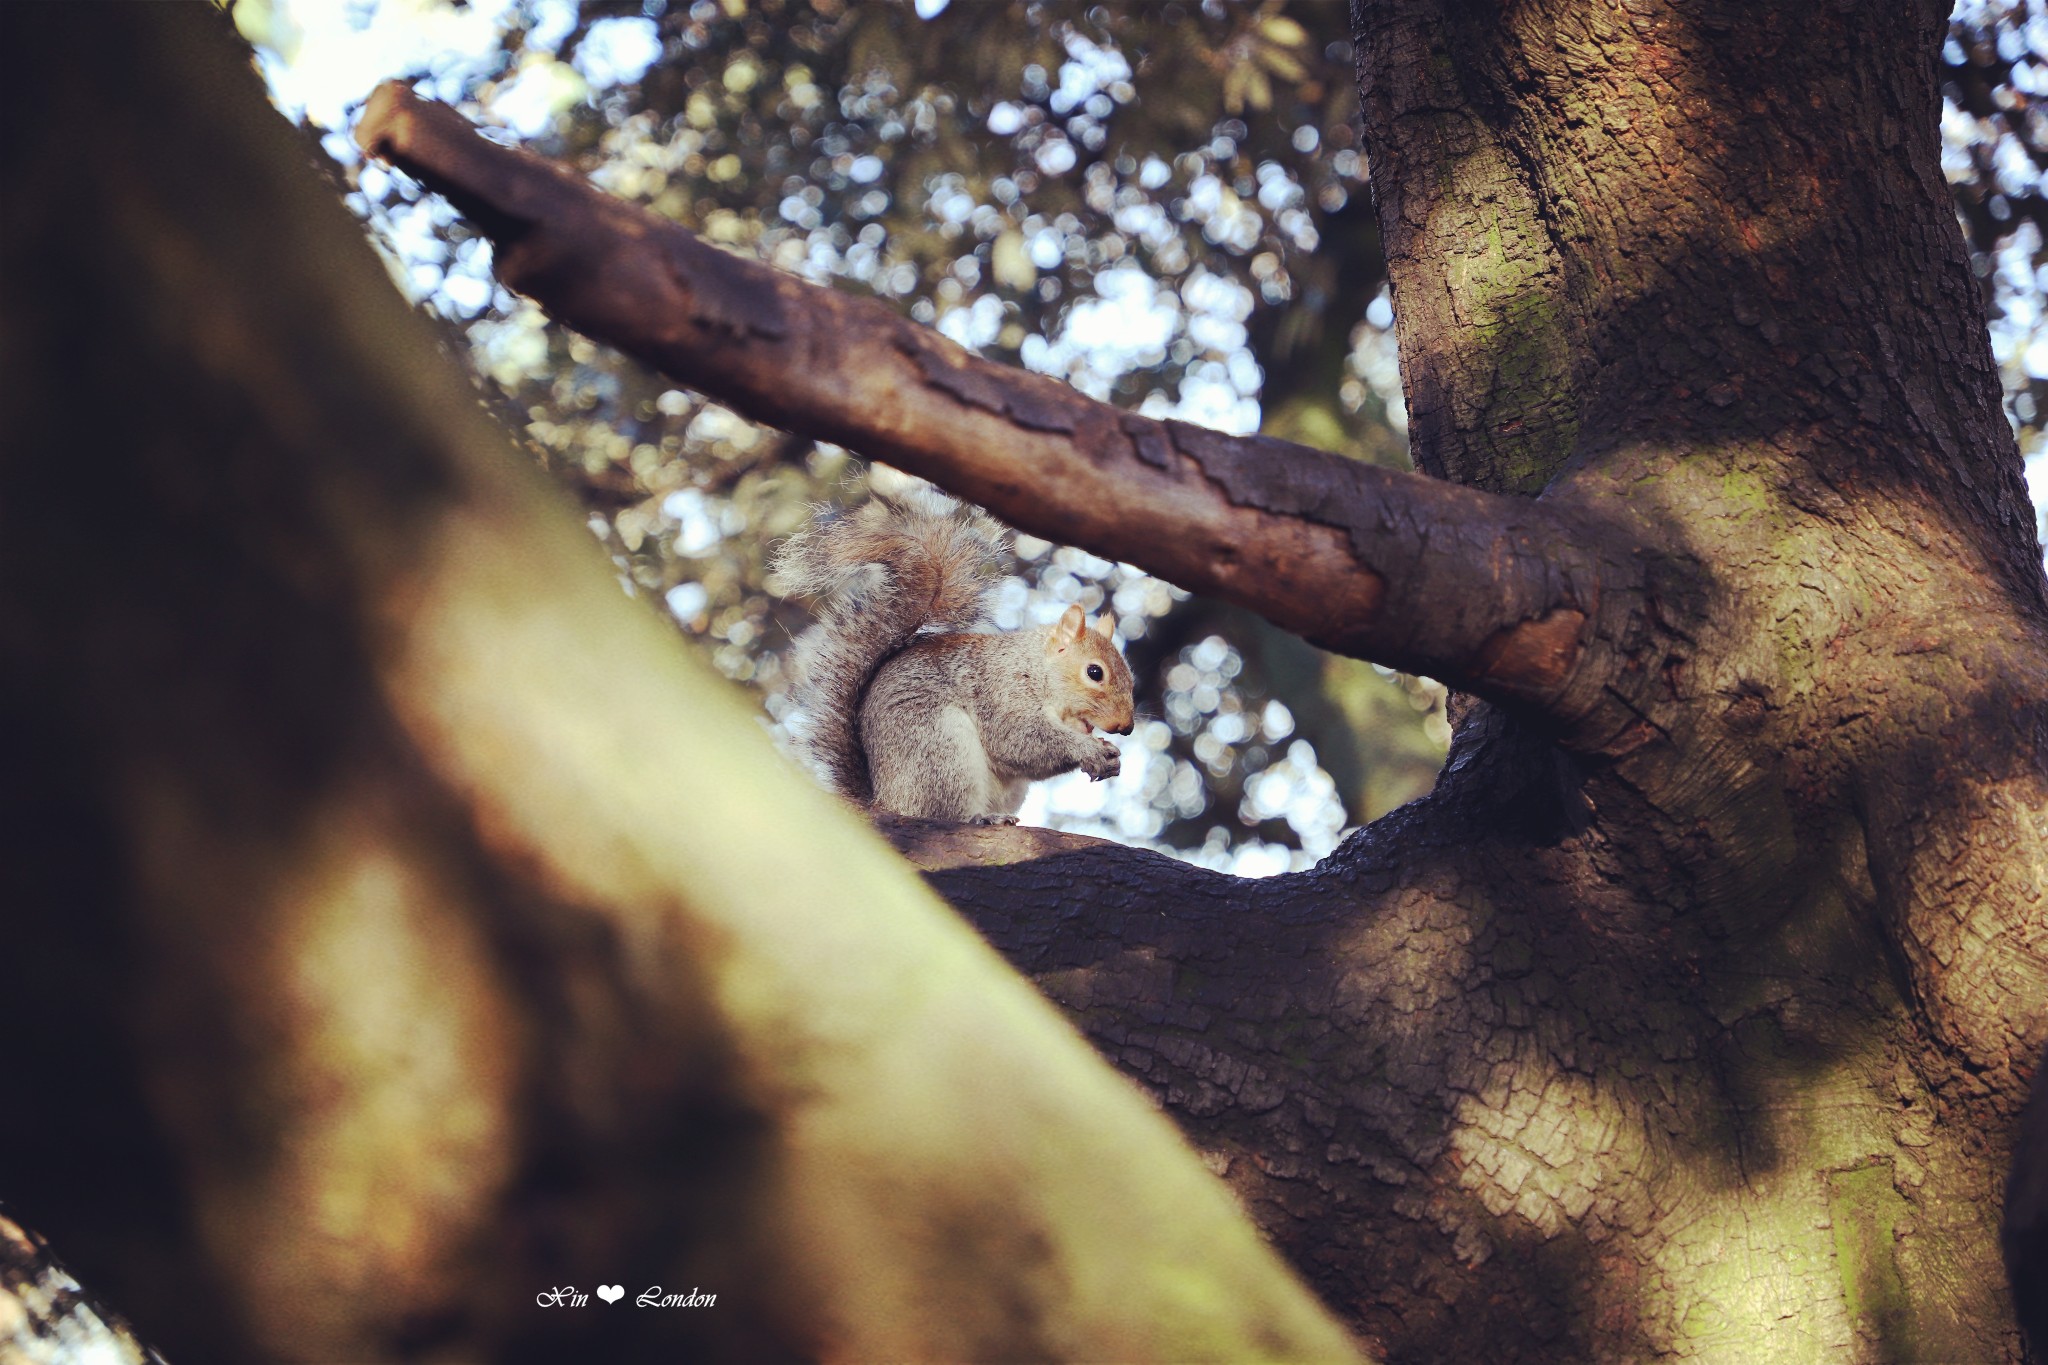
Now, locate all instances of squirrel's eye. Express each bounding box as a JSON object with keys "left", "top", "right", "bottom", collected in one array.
[{"left": 1086, "top": 663, "right": 1105, "bottom": 682}]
